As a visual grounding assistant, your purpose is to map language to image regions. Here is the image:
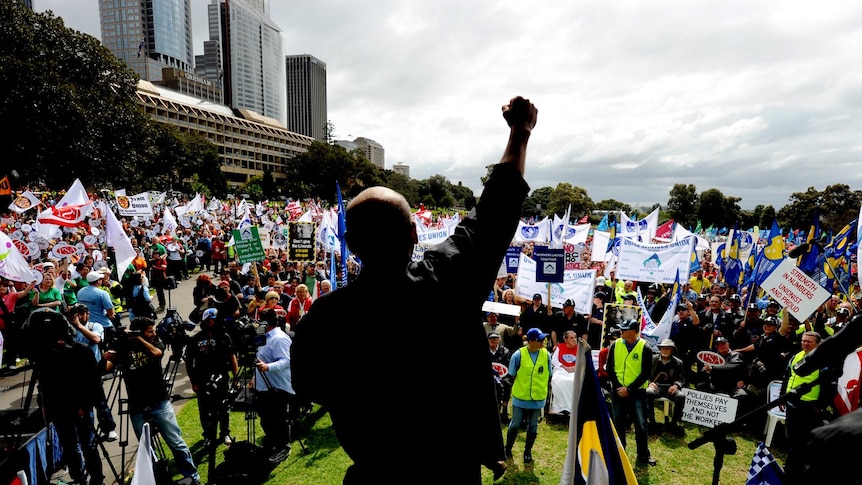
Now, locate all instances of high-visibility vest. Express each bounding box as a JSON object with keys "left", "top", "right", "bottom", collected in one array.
[
  {"left": 511, "top": 347, "right": 551, "bottom": 401},
  {"left": 613, "top": 338, "right": 648, "bottom": 389},
  {"left": 787, "top": 350, "right": 820, "bottom": 402}
]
